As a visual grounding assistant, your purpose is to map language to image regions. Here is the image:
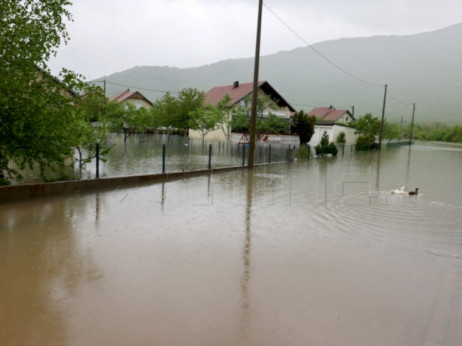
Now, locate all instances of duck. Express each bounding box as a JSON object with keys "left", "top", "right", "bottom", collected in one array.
[
  {"left": 409, "top": 188, "right": 419, "bottom": 195},
  {"left": 391, "top": 186, "right": 407, "bottom": 194}
]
